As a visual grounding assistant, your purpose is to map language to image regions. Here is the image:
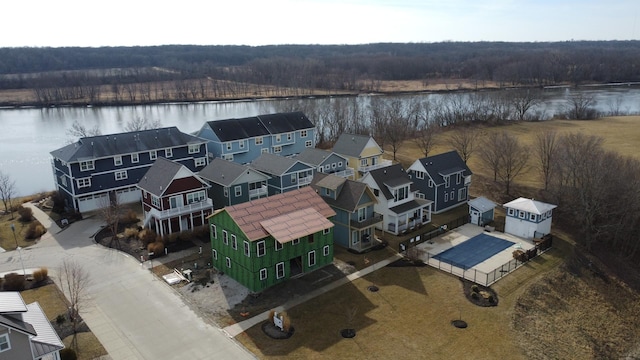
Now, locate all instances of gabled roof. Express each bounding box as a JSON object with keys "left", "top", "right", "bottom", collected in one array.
[
  {"left": 311, "top": 173, "right": 376, "bottom": 212},
  {"left": 415, "top": 150, "right": 472, "bottom": 185},
  {"left": 332, "top": 133, "right": 382, "bottom": 158},
  {"left": 295, "top": 148, "right": 344, "bottom": 167},
  {"left": 199, "top": 158, "right": 268, "bottom": 187},
  {"left": 468, "top": 196, "right": 497, "bottom": 212},
  {"left": 203, "top": 112, "right": 313, "bottom": 142},
  {"left": 366, "top": 164, "right": 414, "bottom": 200},
  {"left": 137, "top": 157, "right": 208, "bottom": 196},
  {"left": 503, "top": 197, "right": 557, "bottom": 215},
  {"left": 51, "top": 126, "right": 207, "bottom": 163},
  {"left": 0, "top": 291, "right": 28, "bottom": 313},
  {"left": 24, "top": 302, "right": 64, "bottom": 358},
  {"left": 250, "top": 153, "right": 308, "bottom": 176},
  {"left": 213, "top": 186, "right": 335, "bottom": 242},
  {"left": 0, "top": 313, "right": 36, "bottom": 336}
]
